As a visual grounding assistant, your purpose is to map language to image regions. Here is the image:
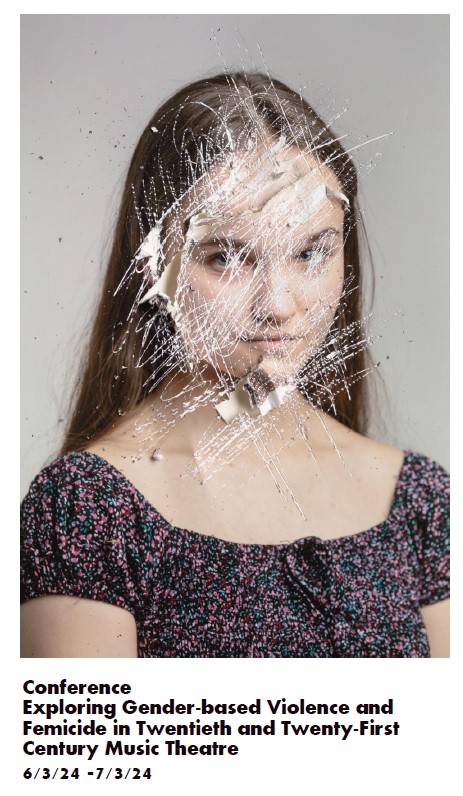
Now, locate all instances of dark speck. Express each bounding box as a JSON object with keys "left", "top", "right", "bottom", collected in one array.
[
  {"left": 38, "top": 156, "right": 44, "bottom": 160},
  {"left": 58, "top": 237, "right": 62, "bottom": 243}
]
